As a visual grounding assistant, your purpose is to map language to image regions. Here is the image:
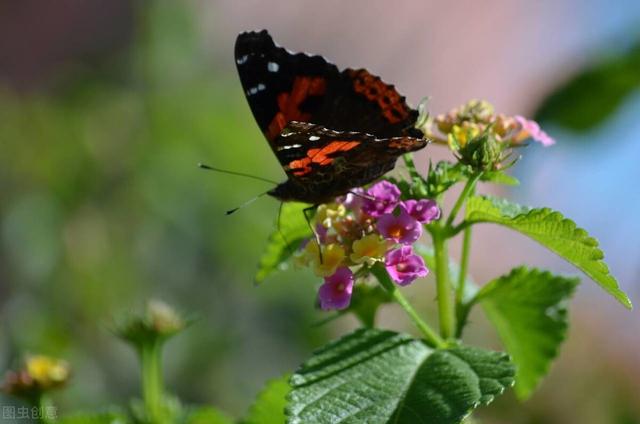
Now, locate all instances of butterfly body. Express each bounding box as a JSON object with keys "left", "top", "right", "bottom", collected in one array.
[{"left": 235, "top": 30, "right": 427, "bottom": 204}]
